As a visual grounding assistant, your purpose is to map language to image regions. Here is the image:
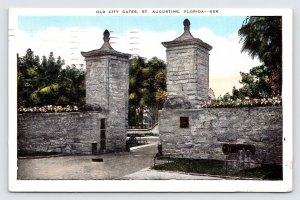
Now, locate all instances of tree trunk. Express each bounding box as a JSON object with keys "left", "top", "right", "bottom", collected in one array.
[{"left": 270, "top": 65, "right": 282, "bottom": 96}]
